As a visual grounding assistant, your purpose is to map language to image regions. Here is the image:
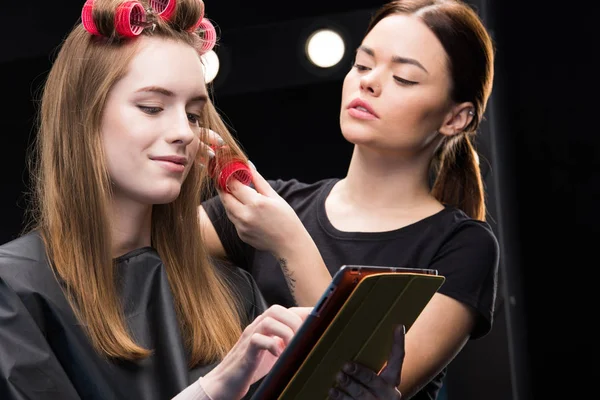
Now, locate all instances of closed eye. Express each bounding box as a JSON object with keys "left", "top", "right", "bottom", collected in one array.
[
  {"left": 138, "top": 105, "right": 162, "bottom": 115},
  {"left": 393, "top": 76, "right": 418, "bottom": 85},
  {"left": 353, "top": 63, "right": 370, "bottom": 72}
]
